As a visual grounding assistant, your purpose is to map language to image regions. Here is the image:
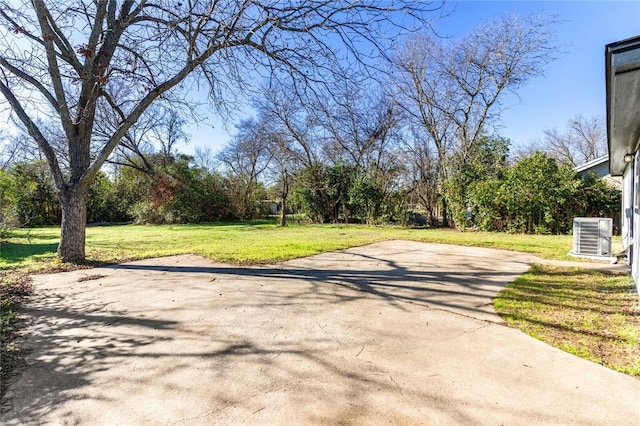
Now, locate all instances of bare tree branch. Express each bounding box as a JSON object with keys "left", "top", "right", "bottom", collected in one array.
[
  {"left": 0, "top": 0, "right": 441, "bottom": 260},
  {"left": 543, "top": 115, "right": 606, "bottom": 167}
]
